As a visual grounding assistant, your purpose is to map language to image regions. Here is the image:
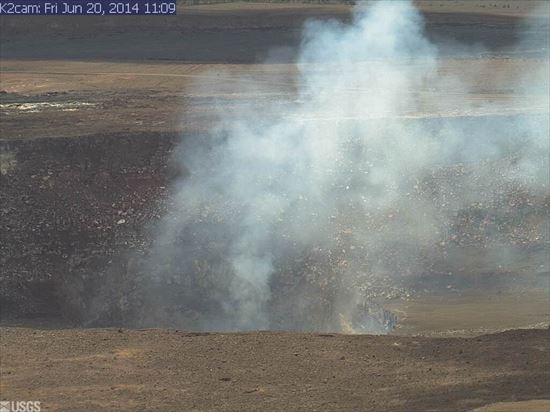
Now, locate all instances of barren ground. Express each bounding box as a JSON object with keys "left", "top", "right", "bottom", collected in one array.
[
  {"left": 1, "top": 1, "right": 549, "bottom": 411},
  {"left": 1, "top": 327, "right": 549, "bottom": 411}
]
